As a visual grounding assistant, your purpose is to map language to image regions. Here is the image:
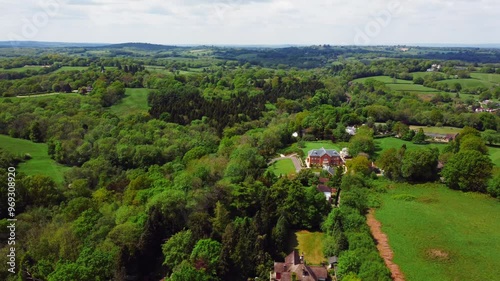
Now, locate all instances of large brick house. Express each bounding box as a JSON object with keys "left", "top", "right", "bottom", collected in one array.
[
  {"left": 306, "top": 147, "right": 343, "bottom": 167},
  {"left": 270, "top": 251, "right": 328, "bottom": 281}
]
